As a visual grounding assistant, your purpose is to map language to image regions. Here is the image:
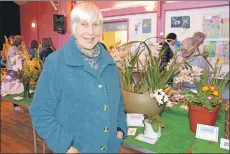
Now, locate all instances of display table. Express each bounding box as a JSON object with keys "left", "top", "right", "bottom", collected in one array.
[
  {"left": 124, "top": 105, "right": 229, "bottom": 153},
  {"left": 2, "top": 94, "right": 229, "bottom": 153}
]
